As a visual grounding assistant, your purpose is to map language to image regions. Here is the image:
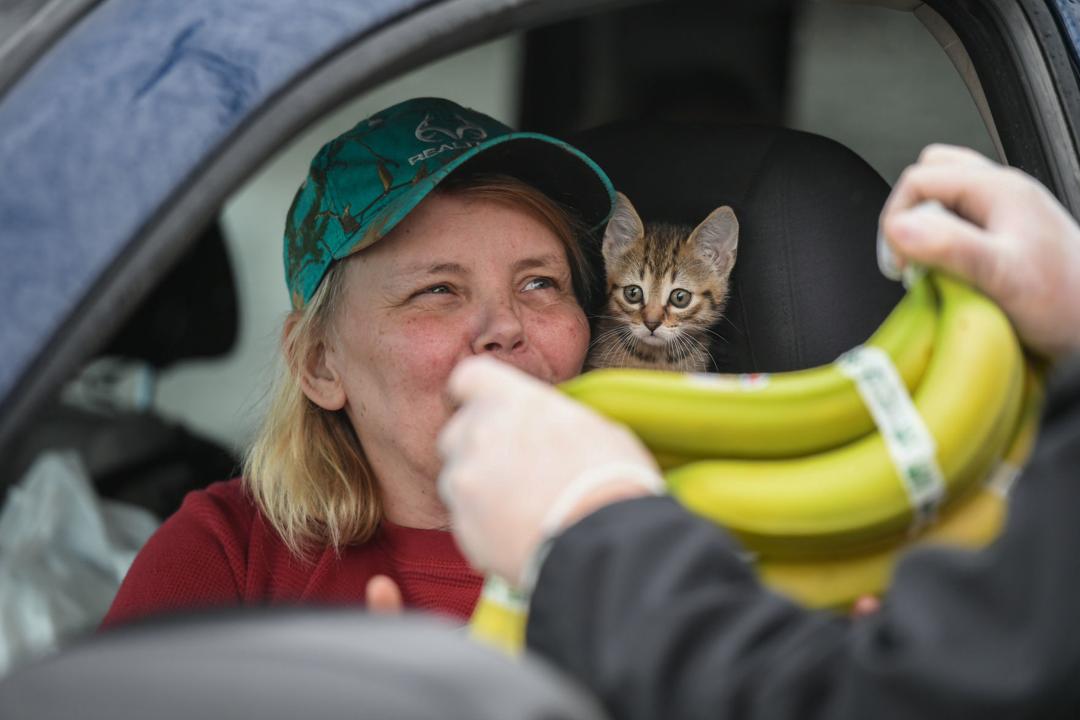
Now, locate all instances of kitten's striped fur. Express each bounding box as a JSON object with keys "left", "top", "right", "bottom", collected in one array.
[{"left": 587, "top": 192, "right": 738, "bottom": 372}]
